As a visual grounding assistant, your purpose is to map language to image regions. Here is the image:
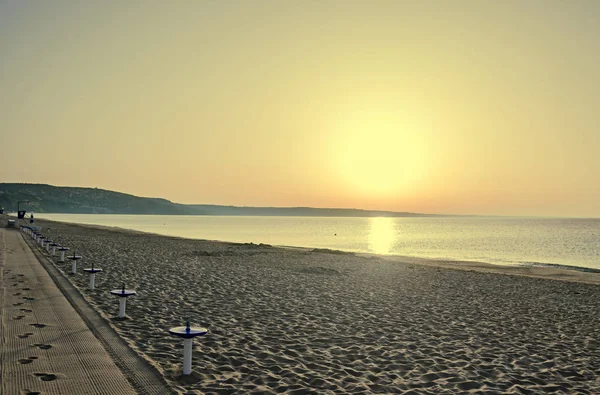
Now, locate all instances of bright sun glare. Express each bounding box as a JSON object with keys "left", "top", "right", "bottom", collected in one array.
[
  {"left": 333, "top": 111, "right": 430, "bottom": 196},
  {"left": 369, "top": 217, "right": 396, "bottom": 254}
]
